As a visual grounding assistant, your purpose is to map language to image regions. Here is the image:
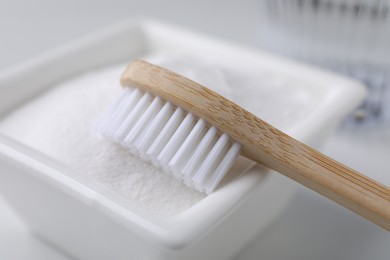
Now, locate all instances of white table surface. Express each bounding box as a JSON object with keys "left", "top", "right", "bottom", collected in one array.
[{"left": 0, "top": 1, "right": 389, "bottom": 259}]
